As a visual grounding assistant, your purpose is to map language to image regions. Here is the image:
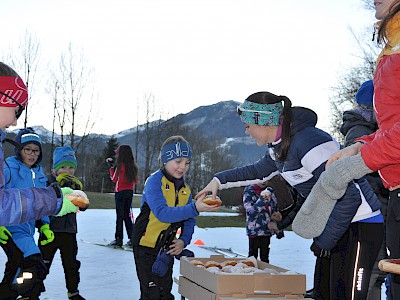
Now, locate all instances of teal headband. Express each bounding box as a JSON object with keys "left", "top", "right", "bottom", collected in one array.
[{"left": 237, "top": 100, "right": 283, "bottom": 126}]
